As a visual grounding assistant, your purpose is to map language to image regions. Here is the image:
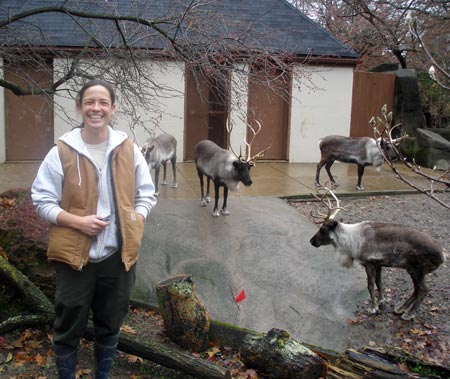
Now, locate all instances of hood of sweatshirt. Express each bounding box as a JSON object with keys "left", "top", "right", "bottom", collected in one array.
[
  {"left": 58, "top": 126, "right": 129, "bottom": 186},
  {"left": 58, "top": 126, "right": 128, "bottom": 154}
]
